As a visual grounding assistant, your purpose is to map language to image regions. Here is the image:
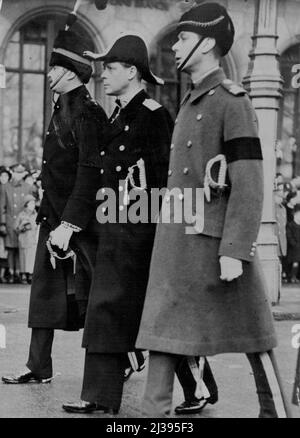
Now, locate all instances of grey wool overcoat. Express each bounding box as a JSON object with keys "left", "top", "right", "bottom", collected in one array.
[{"left": 136, "top": 68, "right": 277, "bottom": 356}]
